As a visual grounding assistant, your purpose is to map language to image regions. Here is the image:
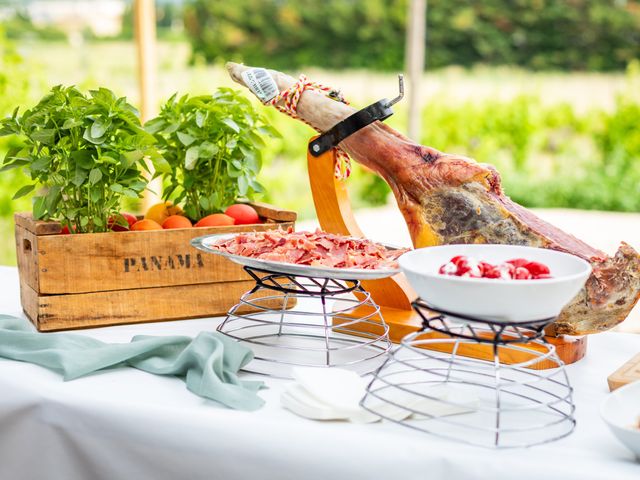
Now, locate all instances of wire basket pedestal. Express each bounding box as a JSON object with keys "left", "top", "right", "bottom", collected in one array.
[
  {"left": 217, "top": 266, "right": 392, "bottom": 378},
  {"left": 360, "top": 299, "right": 576, "bottom": 448}
]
